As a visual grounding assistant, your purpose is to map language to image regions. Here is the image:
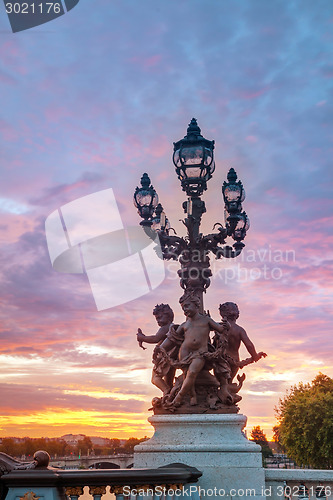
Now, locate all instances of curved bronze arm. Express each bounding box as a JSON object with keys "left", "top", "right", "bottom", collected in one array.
[
  {"left": 158, "top": 233, "right": 188, "bottom": 260},
  {"left": 212, "top": 241, "right": 245, "bottom": 259}
]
